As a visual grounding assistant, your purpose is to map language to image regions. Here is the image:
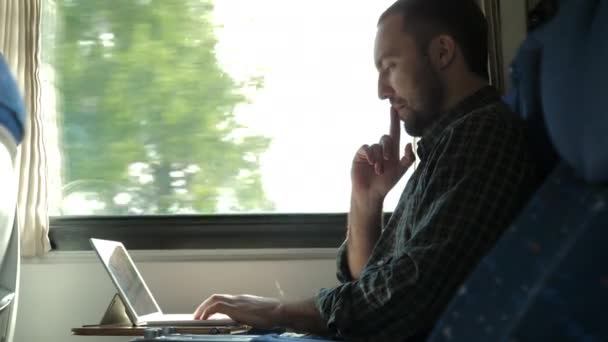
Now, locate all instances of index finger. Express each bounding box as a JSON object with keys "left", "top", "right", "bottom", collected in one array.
[
  {"left": 194, "top": 301, "right": 209, "bottom": 320},
  {"left": 194, "top": 294, "right": 222, "bottom": 319},
  {"left": 389, "top": 107, "right": 401, "bottom": 143}
]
